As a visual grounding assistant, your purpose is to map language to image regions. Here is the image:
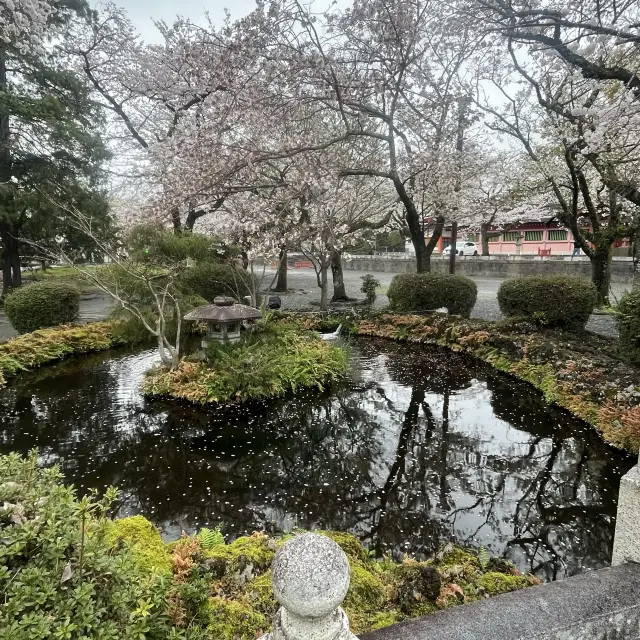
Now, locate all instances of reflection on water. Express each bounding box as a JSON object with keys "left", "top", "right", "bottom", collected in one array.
[{"left": 0, "top": 339, "right": 634, "bottom": 581}]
